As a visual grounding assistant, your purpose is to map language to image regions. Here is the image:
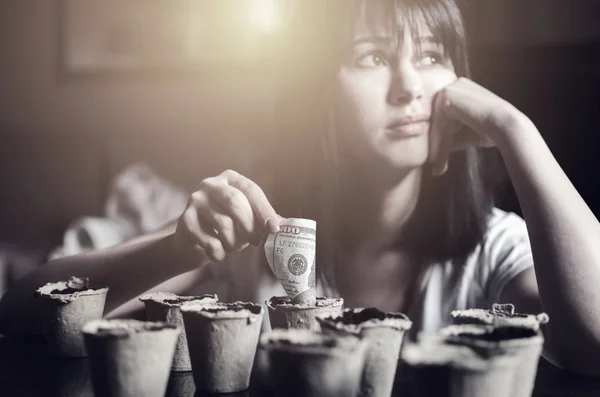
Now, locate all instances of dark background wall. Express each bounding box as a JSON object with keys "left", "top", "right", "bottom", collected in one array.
[
  {"left": 0, "top": 0, "right": 599, "bottom": 250},
  {"left": 462, "top": 0, "right": 600, "bottom": 217}
]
